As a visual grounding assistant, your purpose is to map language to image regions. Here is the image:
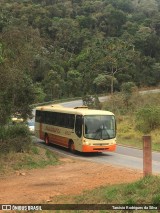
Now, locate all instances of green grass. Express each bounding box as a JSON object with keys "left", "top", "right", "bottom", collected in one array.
[
  {"left": 0, "top": 145, "right": 59, "bottom": 174},
  {"left": 117, "top": 116, "right": 143, "bottom": 149},
  {"left": 31, "top": 145, "right": 40, "bottom": 154},
  {"left": 13, "top": 148, "right": 59, "bottom": 170},
  {"left": 117, "top": 116, "right": 160, "bottom": 151},
  {"left": 43, "top": 175, "right": 160, "bottom": 213},
  {"left": 102, "top": 92, "right": 160, "bottom": 151}
]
